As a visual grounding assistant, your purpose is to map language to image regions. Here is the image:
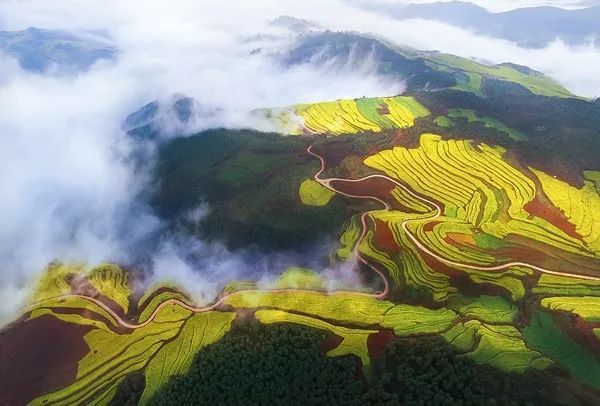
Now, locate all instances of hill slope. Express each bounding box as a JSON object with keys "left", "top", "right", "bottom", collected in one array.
[
  {"left": 0, "top": 27, "right": 115, "bottom": 73},
  {"left": 283, "top": 31, "right": 575, "bottom": 98}
]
